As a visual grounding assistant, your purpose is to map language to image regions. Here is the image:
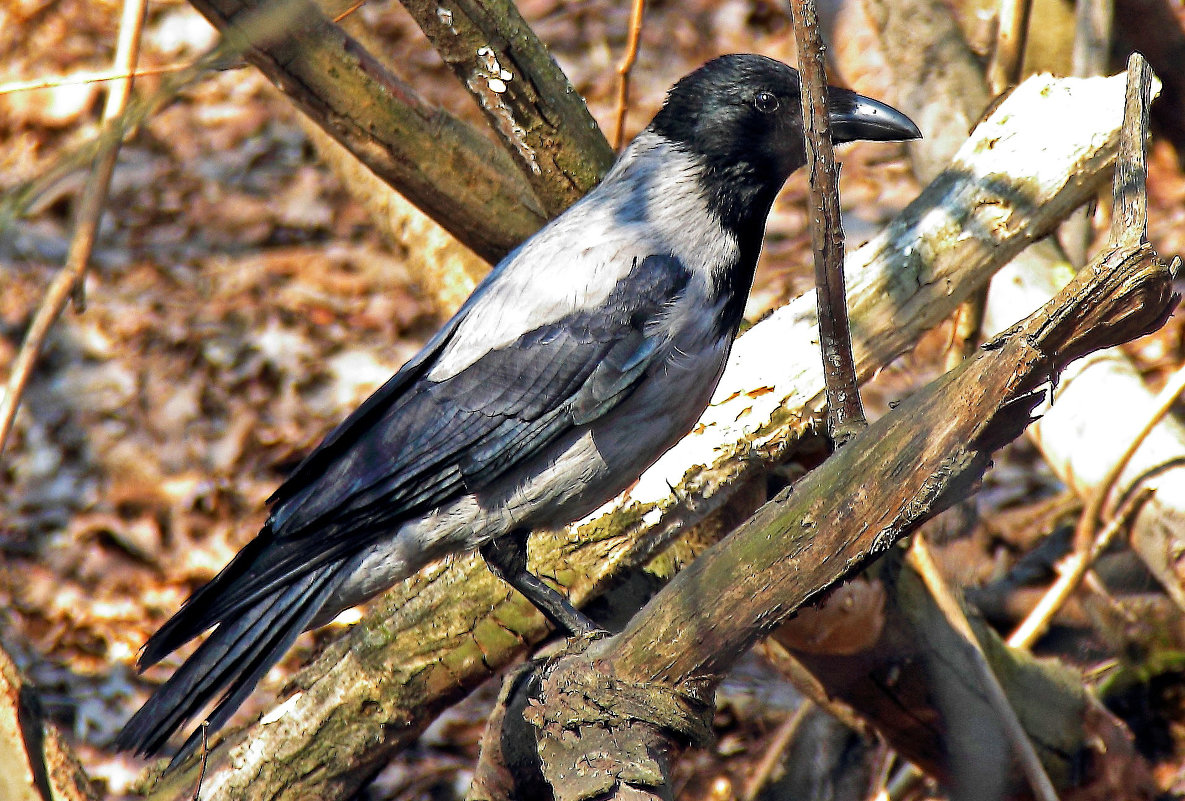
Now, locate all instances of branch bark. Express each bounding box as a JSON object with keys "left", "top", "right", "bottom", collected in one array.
[
  {"left": 791, "top": 0, "right": 866, "bottom": 440},
  {"left": 187, "top": 0, "right": 548, "bottom": 263},
  {"left": 137, "top": 70, "right": 1141, "bottom": 801},
  {"left": 0, "top": 645, "right": 96, "bottom": 801},
  {"left": 396, "top": 0, "right": 614, "bottom": 215},
  {"left": 473, "top": 238, "right": 1175, "bottom": 800}
]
